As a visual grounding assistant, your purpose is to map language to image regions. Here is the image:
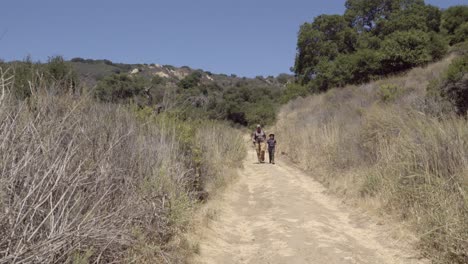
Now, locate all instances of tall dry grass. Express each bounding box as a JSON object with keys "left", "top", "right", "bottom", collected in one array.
[
  {"left": 0, "top": 69, "right": 245, "bottom": 263},
  {"left": 274, "top": 56, "right": 468, "bottom": 263}
]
